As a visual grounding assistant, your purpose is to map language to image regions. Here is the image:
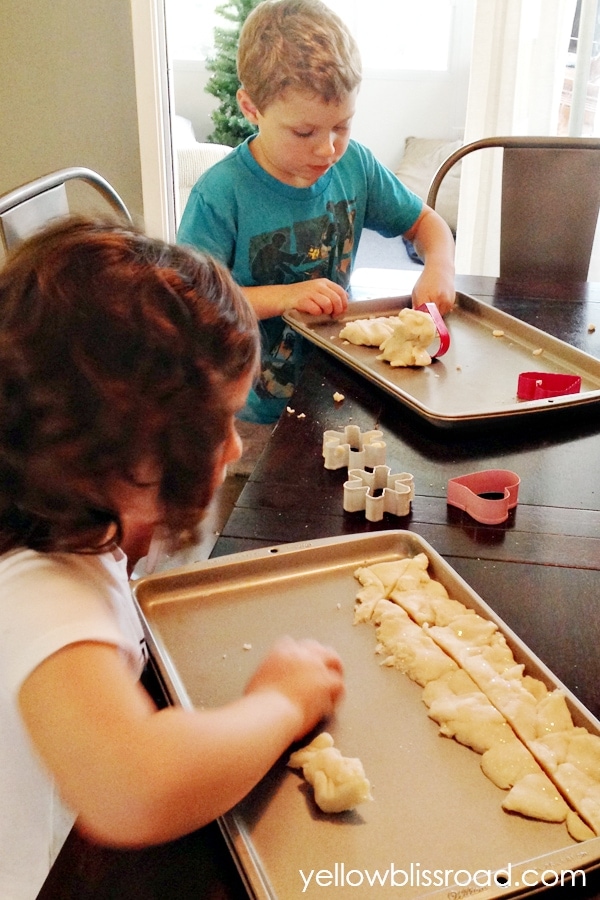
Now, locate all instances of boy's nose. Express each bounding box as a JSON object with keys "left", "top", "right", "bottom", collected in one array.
[{"left": 314, "top": 135, "right": 336, "bottom": 158}]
